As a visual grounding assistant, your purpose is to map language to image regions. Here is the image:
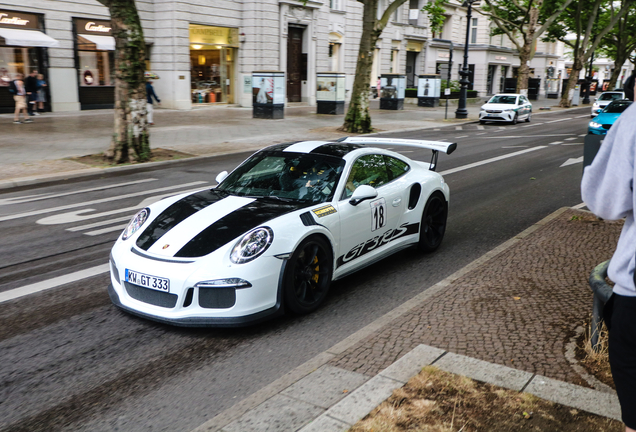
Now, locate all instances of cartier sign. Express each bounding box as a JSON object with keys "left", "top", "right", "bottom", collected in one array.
[
  {"left": 75, "top": 18, "right": 112, "bottom": 36},
  {"left": 0, "top": 10, "right": 39, "bottom": 30}
]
